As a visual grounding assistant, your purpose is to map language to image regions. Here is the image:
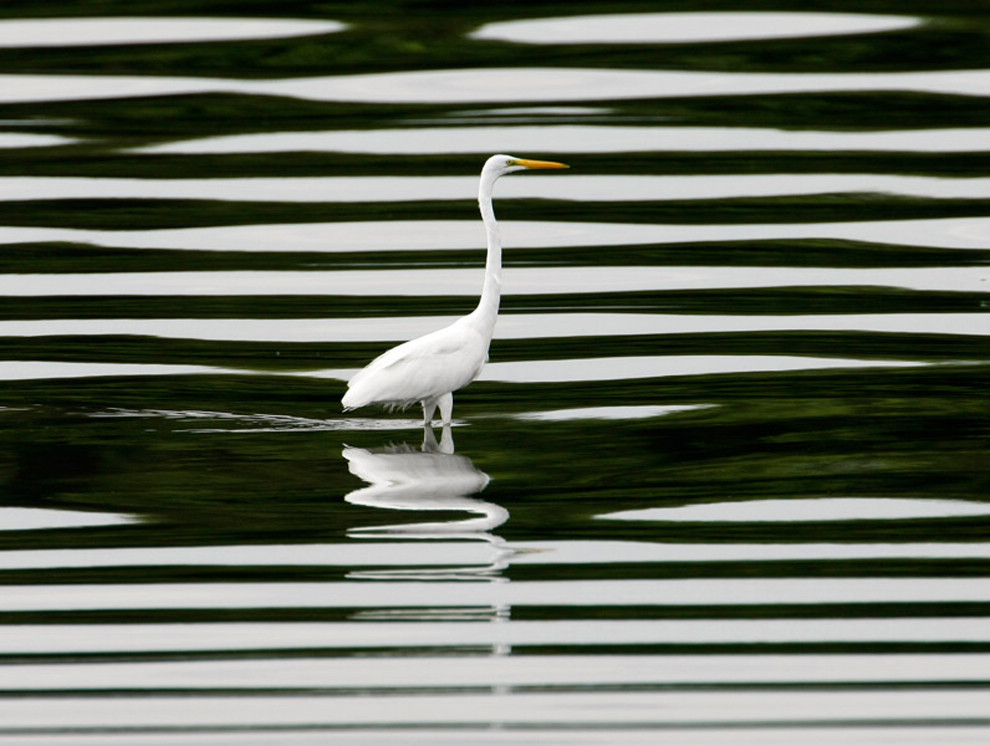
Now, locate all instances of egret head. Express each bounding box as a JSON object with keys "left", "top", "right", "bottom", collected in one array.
[{"left": 485, "top": 154, "right": 569, "bottom": 178}]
